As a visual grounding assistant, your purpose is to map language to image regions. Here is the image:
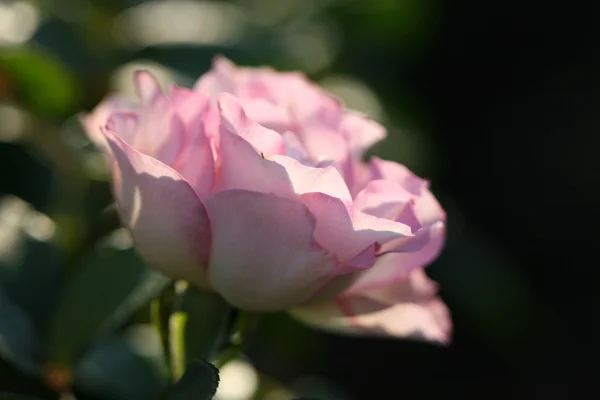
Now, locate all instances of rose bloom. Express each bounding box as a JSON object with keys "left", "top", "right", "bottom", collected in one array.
[{"left": 82, "top": 57, "right": 451, "bottom": 344}]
